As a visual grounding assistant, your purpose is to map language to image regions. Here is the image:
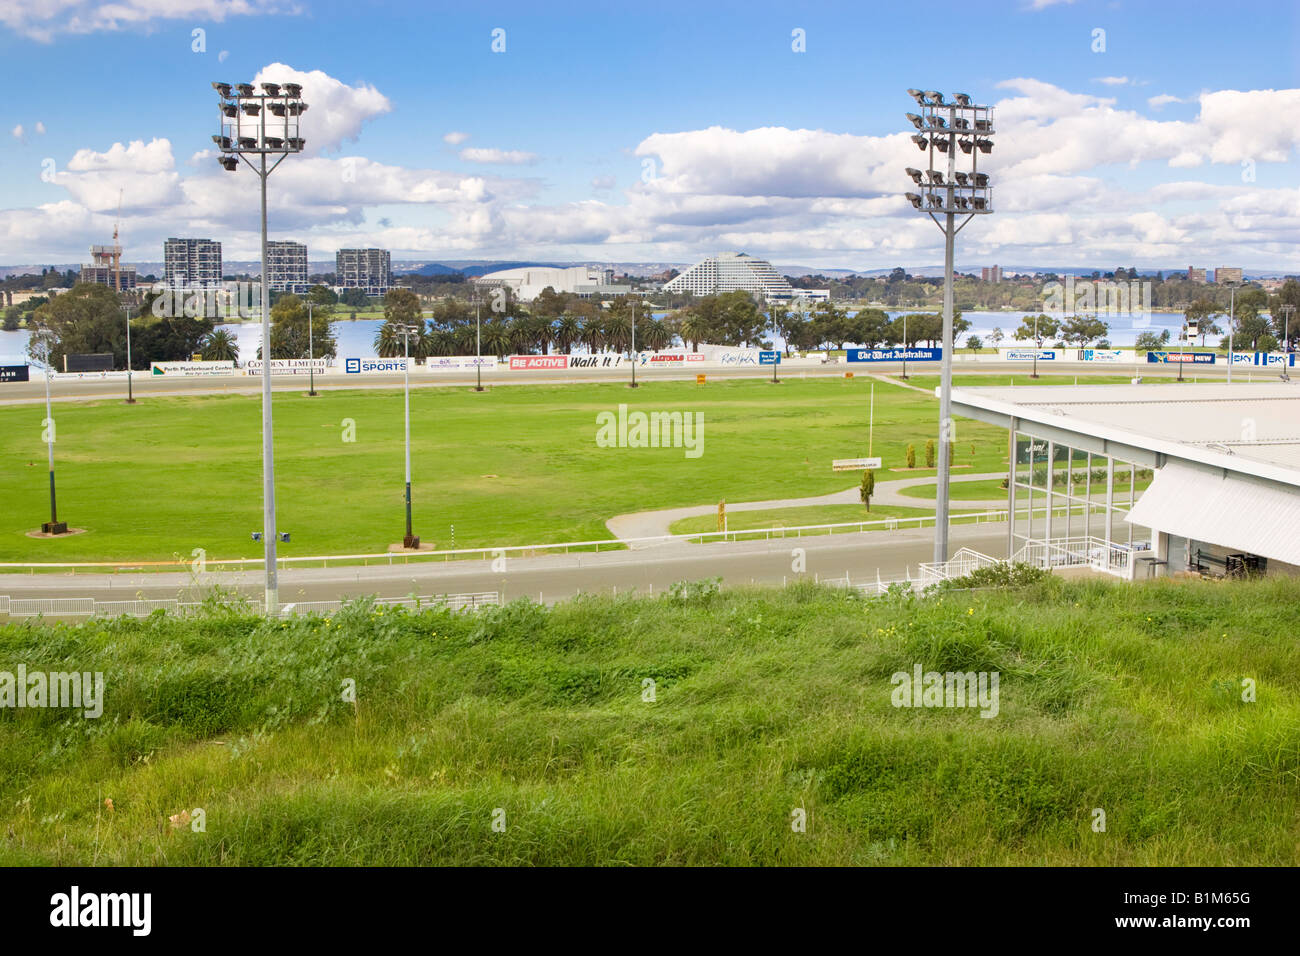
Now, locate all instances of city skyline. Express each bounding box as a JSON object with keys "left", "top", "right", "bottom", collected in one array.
[{"left": 0, "top": 1, "right": 1298, "bottom": 270}]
